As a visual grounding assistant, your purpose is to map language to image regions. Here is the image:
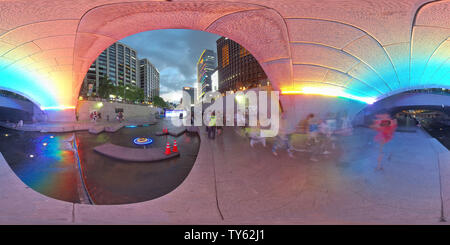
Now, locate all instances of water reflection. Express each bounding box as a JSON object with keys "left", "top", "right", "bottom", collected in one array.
[{"left": 0, "top": 121, "right": 200, "bottom": 205}]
